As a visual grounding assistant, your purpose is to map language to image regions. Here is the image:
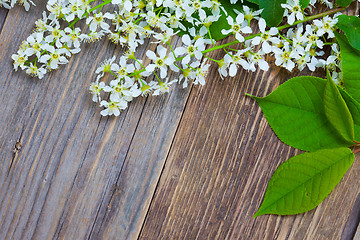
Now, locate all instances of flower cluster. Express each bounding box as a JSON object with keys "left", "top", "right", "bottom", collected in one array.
[
  {"left": 9, "top": 0, "right": 353, "bottom": 116},
  {"left": 92, "top": 0, "right": 219, "bottom": 115},
  {"left": 11, "top": 0, "right": 96, "bottom": 78},
  {"left": 0, "top": 0, "right": 34, "bottom": 10}
]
